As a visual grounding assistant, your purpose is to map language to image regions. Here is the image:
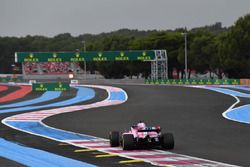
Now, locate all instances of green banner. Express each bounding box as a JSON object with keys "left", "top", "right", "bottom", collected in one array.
[
  {"left": 206, "top": 79, "right": 213, "bottom": 85},
  {"left": 16, "top": 50, "right": 155, "bottom": 62},
  {"left": 145, "top": 79, "right": 240, "bottom": 85},
  {"left": 32, "top": 83, "right": 70, "bottom": 91}
]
